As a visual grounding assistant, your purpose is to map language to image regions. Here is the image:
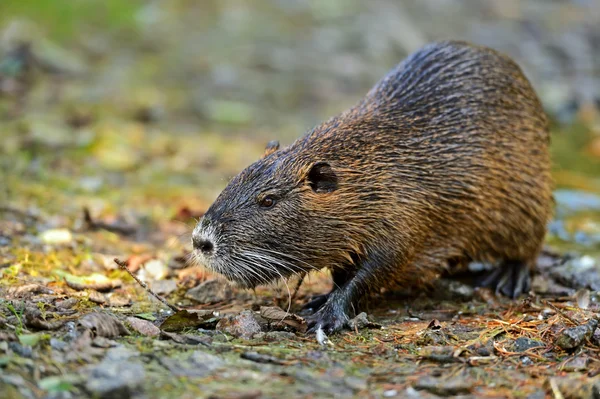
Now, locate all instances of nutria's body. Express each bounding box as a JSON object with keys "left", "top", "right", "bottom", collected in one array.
[{"left": 192, "top": 41, "right": 553, "bottom": 333}]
